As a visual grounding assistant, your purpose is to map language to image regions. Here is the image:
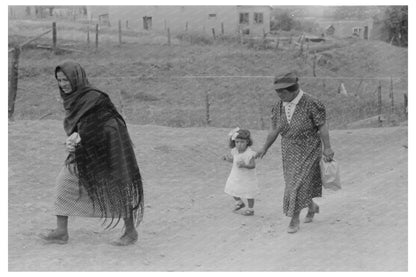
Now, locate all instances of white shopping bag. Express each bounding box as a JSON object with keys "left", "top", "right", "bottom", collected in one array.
[{"left": 320, "top": 158, "right": 341, "bottom": 191}]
